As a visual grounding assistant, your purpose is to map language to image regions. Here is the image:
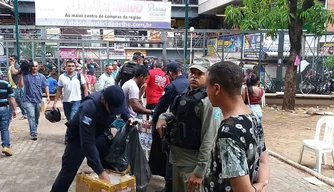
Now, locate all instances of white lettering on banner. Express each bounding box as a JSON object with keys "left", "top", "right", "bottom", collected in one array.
[
  {"left": 154, "top": 75, "right": 167, "bottom": 87},
  {"left": 35, "top": 0, "right": 171, "bottom": 29}
]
